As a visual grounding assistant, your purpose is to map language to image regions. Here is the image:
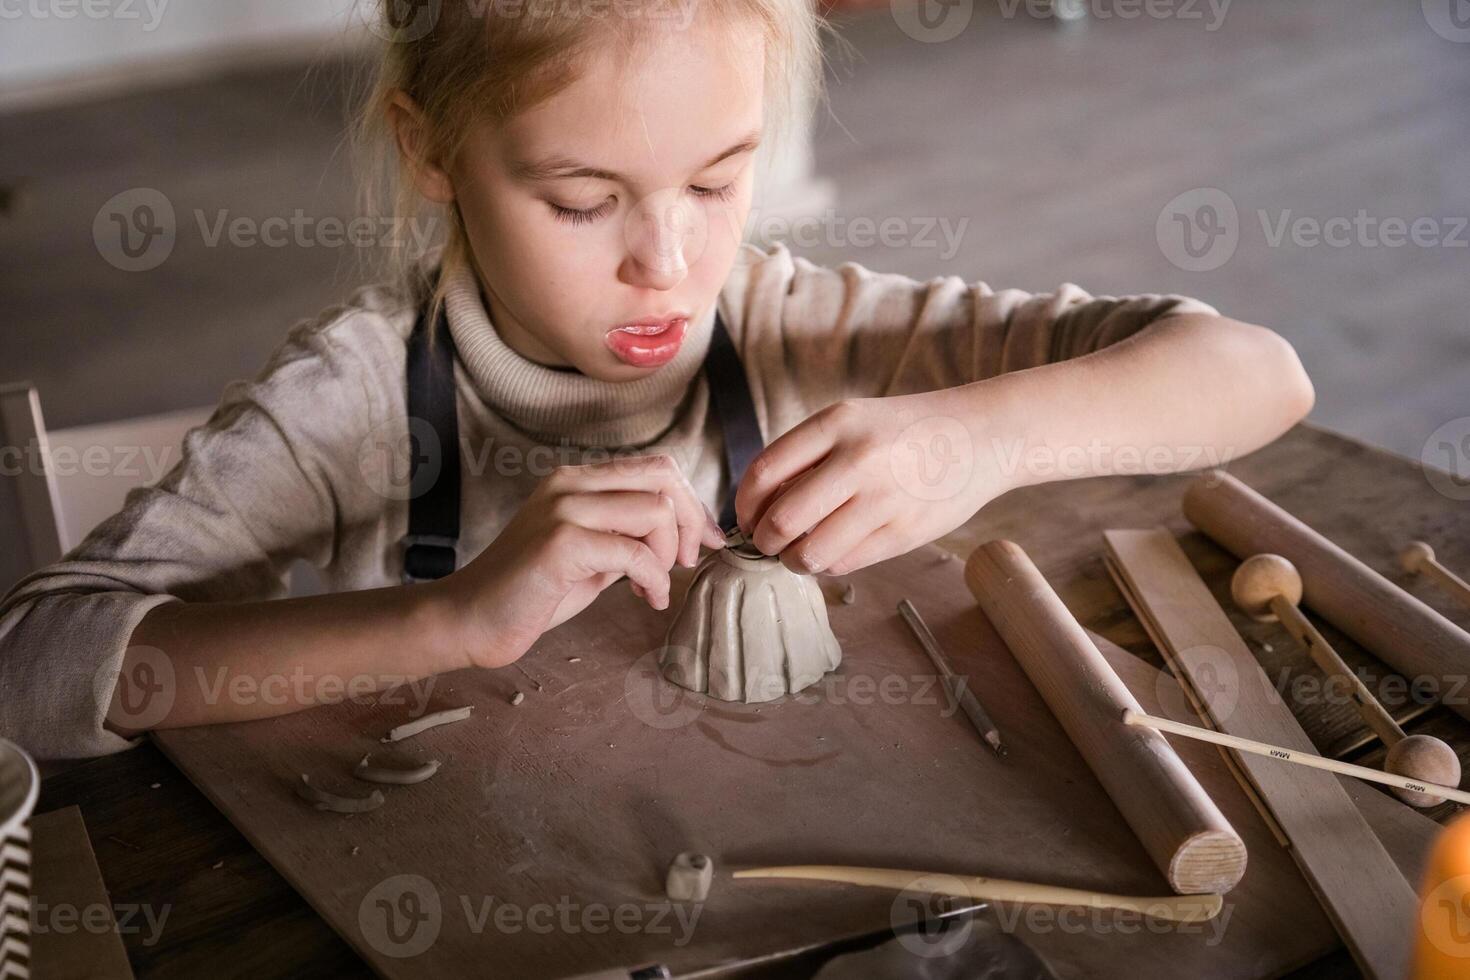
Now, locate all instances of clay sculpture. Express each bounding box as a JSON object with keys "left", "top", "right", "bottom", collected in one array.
[{"left": 659, "top": 530, "right": 842, "bottom": 702}]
